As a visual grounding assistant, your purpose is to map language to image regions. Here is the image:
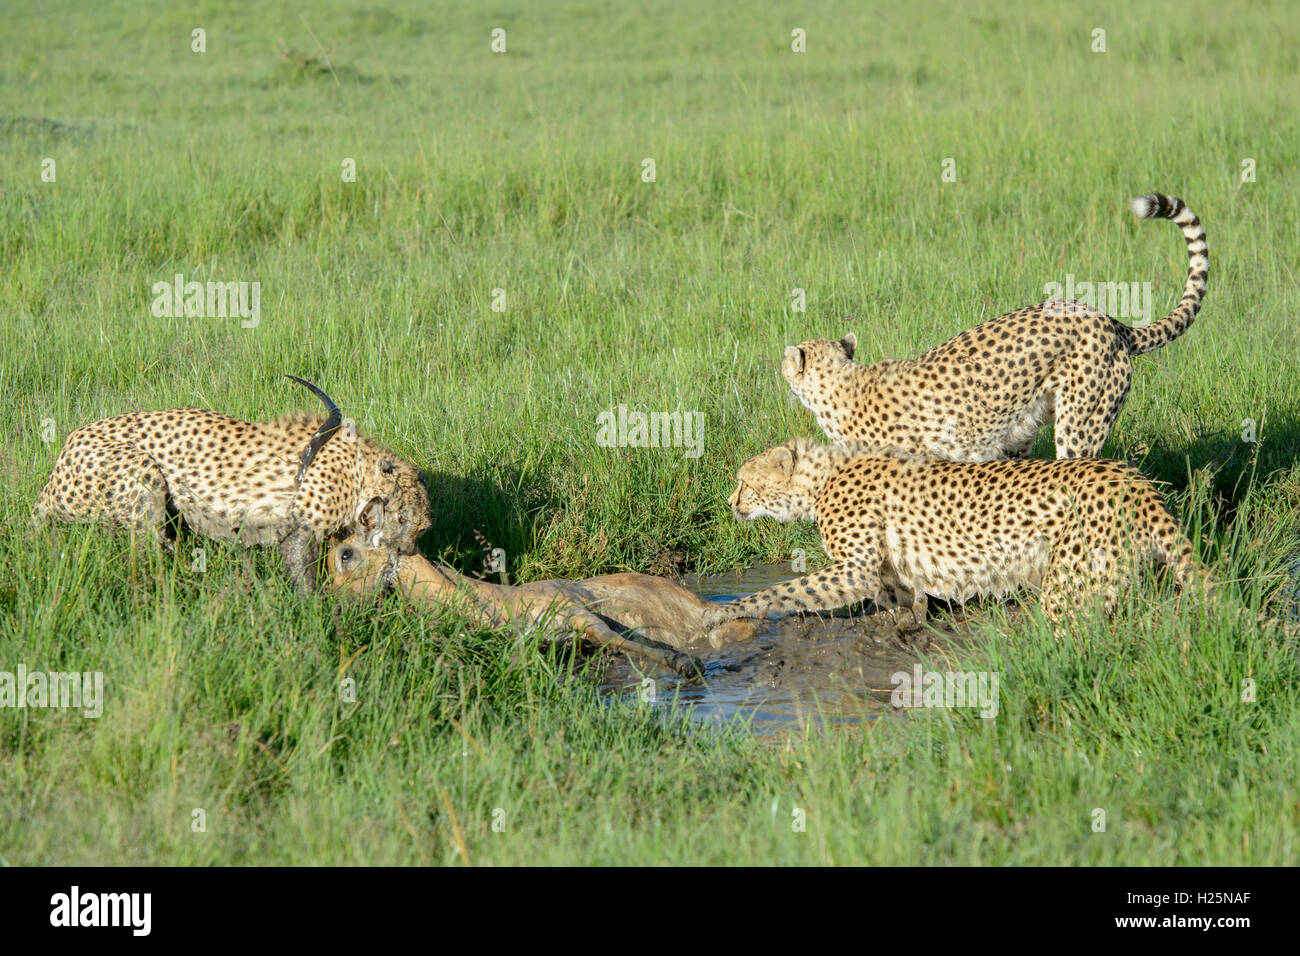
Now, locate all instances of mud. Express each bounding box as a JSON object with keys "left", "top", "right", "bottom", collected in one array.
[
  {"left": 327, "top": 537, "right": 982, "bottom": 734},
  {"left": 601, "top": 564, "right": 977, "bottom": 734}
]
